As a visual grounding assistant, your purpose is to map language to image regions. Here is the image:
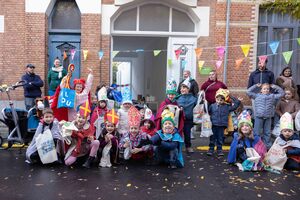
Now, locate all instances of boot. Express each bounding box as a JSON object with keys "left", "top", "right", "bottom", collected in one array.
[{"left": 82, "top": 156, "right": 95, "bottom": 168}]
